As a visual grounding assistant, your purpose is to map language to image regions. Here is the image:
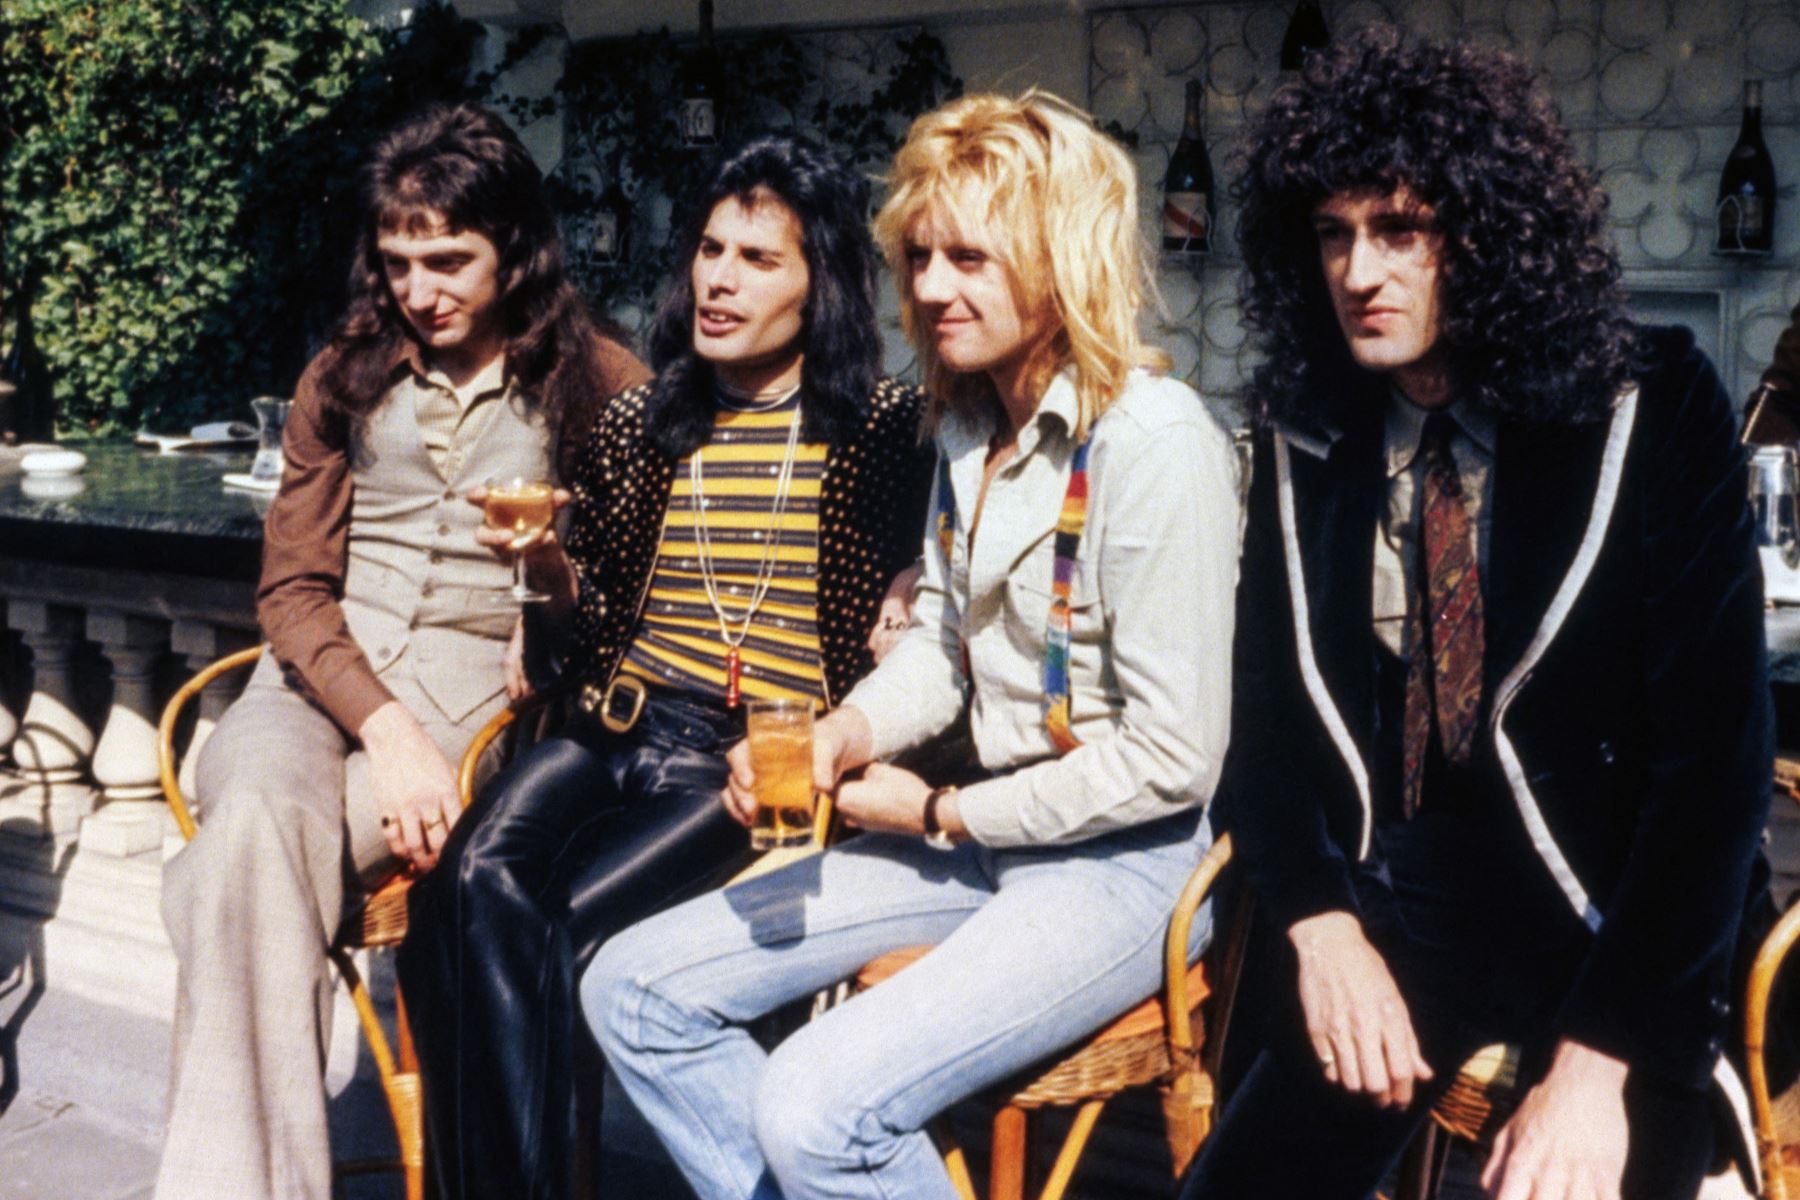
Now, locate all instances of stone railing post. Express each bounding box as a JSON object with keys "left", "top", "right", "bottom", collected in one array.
[
  {"left": 0, "top": 601, "right": 97, "bottom": 835},
  {"left": 169, "top": 620, "right": 258, "bottom": 808},
  {"left": 82, "top": 609, "right": 171, "bottom": 857},
  {"left": 0, "top": 613, "right": 19, "bottom": 761}
]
